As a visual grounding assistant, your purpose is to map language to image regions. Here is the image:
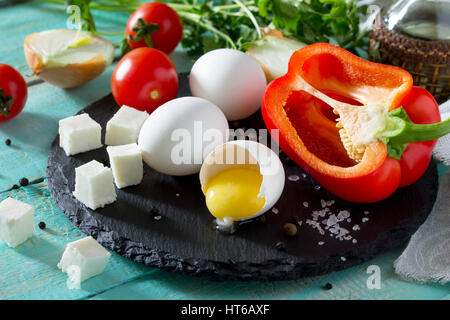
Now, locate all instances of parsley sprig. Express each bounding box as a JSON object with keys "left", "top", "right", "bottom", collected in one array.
[{"left": 41, "top": 0, "right": 372, "bottom": 59}]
